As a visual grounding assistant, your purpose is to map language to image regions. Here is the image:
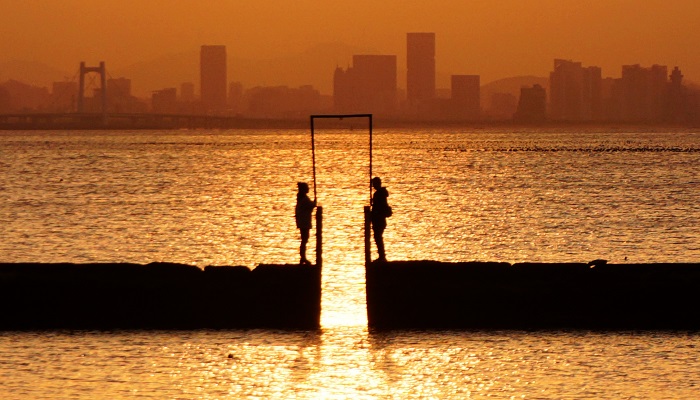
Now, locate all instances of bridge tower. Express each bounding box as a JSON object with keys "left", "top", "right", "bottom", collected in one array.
[{"left": 77, "top": 62, "right": 107, "bottom": 119}]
